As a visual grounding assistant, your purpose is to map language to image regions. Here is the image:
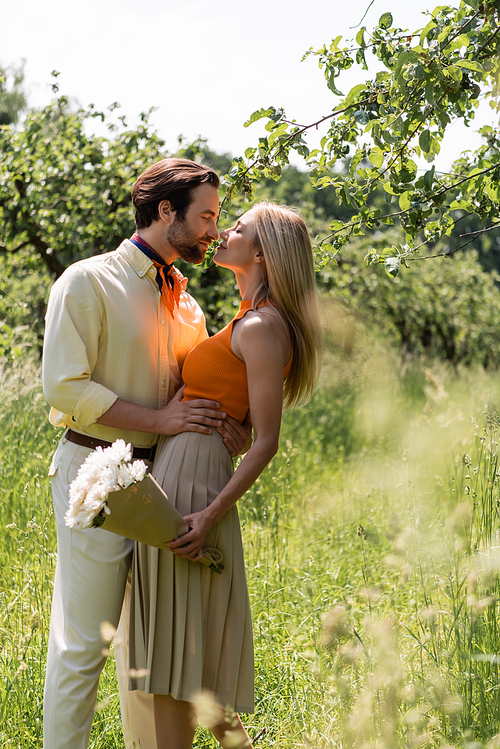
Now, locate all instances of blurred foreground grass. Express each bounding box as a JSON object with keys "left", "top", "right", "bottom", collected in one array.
[{"left": 2, "top": 322, "right": 500, "bottom": 747}]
